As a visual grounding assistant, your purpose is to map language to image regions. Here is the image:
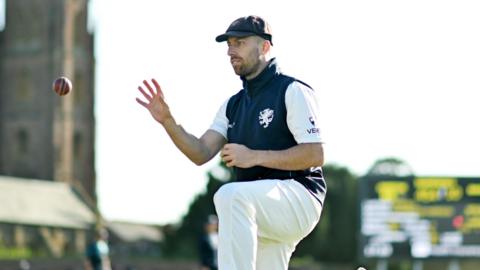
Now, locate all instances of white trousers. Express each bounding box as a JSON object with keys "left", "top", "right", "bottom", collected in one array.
[{"left": 213, "top": 179, "right": 323, "bottom": 270}]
